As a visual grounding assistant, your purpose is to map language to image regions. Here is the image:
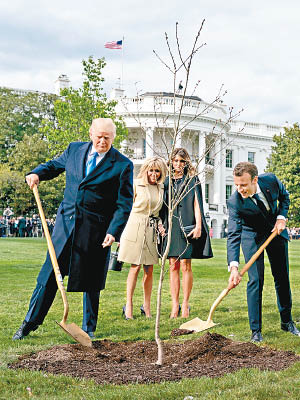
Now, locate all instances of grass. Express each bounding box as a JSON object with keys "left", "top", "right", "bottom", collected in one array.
[{"left": 0, "top": 237, "right": 300, "bottom": 399}]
